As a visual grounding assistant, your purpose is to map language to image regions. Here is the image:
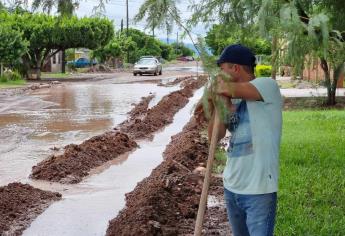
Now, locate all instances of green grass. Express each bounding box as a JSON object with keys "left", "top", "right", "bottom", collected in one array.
[
  {"left": 41, "top": 72, "right": 71, "bottom": 79},
  {"left": 277, "top": 110, "right": 345, "bottom": 235},
  {"left": 0, "top": 79, "right": 26, "bottom": 88},
  {"left": 213, "top": 110, "right": 345, "bottom": 235},
  {"left": 213, "top": 147, "right": 227, "bottom": 174}
]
